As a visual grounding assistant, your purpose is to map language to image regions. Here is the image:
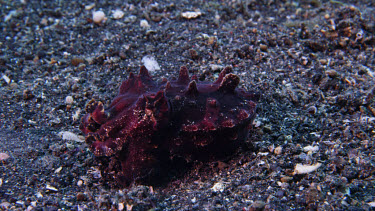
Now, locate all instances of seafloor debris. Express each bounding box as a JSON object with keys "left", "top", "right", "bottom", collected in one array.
[
  {"left": 181, "top": 11, "right": 202, "bottom": 19},
  {"left": 293, "top": 163, "right": 322, "bottom": 175},
  {"left": 80, "top": 66, "right": 258, "bottom": 186}
]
